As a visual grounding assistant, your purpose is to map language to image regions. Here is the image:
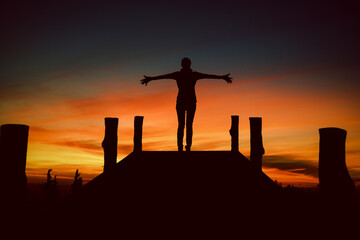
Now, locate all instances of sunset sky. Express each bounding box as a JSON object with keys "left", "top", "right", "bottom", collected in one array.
[{"left": 1, "top": 1, "right": 359, "bottom": 187}]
